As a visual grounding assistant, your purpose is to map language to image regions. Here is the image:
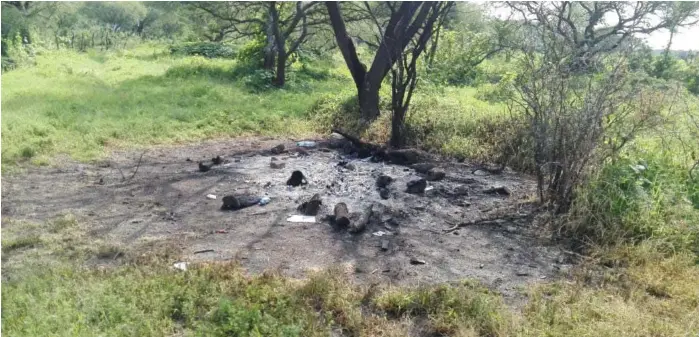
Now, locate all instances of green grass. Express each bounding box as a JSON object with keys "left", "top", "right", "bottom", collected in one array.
[
  {"left": 1, "top": 44, "right": 348, "bottom": 169},
  {"left": 3, "top": 216, "right": 699, "bottom": 337}
]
